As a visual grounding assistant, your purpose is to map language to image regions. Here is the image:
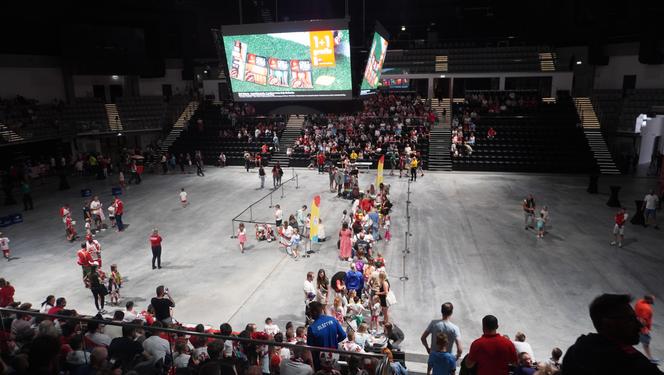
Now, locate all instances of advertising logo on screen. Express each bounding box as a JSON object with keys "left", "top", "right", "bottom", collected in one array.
[{"left": 360, "top": 32, "right": 389, "bottom": 95}]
